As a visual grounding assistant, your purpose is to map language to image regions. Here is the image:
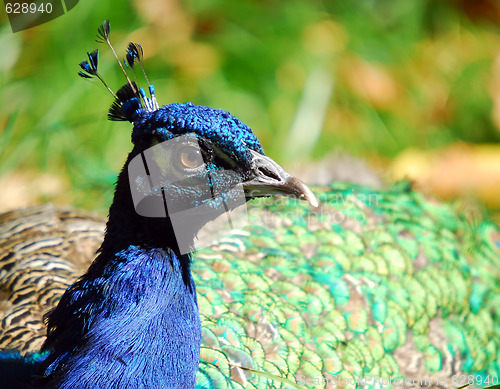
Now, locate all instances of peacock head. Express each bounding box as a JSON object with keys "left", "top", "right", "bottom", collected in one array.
[{"left": 79, "top": 20, "right": 317, "bottom": 253}]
